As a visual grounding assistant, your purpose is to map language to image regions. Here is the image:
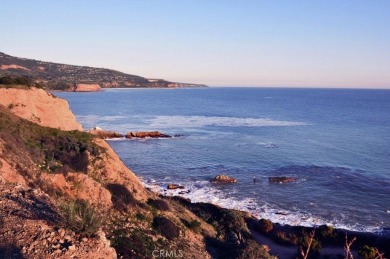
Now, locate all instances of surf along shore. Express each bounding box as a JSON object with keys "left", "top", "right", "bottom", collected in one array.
[{"left": 0, "top": 85, "right": 388, "bottom": 259}]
